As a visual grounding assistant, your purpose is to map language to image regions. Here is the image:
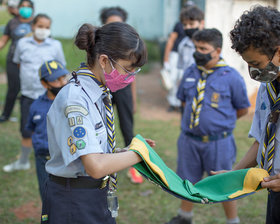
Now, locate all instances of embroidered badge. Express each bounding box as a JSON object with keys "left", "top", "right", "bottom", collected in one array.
[
  {"left": 73, "top": 126, "right": 86, "bottom": 138},
  {"left": 95, "top": 121, "right": 103, "bottom": 130},
  {"left": 76, "top": 139, "right": 86, "bottom": 150},
  {"left": 64, "top": 105, "right": 88, "bottom": 117},
  {"left": 211, "top": 92, "right": 220, "bottom": 103},
  {"left": 42, "top": 214, "right": 48, "bottom": 221},
  {"left": 67, "top": 136, "right": 73, "bottom": 146},
  {"left": 49, "top": 60, "right": 58, "bottom": 69},
  {"left": 211, "top": 103, "right": 219, "bottom": 108},
  {"left": 76, "top": 116, "right": 83, "bottom": 125},
  {"left": 70, "top": 144, "right": 77, "bottom": 155},
  {"left": 68, "top": 117, "right": 75, "bottom": 127},
  {"left": 33, "top": 114, "right": 41, "bottom": 121}
]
